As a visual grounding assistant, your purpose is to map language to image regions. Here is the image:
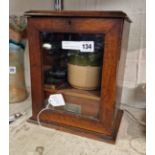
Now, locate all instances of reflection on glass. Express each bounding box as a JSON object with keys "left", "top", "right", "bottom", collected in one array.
[{"left": 41, "top": 32, "right": 104, "bottom": 119}]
